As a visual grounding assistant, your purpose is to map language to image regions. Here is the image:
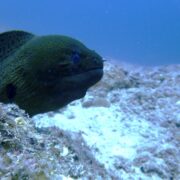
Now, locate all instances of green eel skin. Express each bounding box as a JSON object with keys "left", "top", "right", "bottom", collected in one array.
[{"left": 0, "top": 30, "right": 103, "bottom": 116}]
